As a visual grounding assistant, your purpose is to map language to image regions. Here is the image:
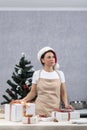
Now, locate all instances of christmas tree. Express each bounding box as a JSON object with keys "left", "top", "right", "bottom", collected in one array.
[{"left": 1, "top": 53, "right": 35, "bottom": 105}]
